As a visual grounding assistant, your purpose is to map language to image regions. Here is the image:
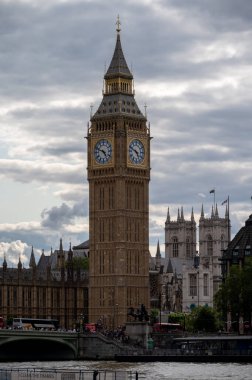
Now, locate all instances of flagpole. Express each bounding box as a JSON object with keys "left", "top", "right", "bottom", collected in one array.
[
  {"left": 210, "top": 189, "right": 215, "bottom": 209},
  {"left": 228, "top": 195, "right": 230, "bottom": 242}
]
